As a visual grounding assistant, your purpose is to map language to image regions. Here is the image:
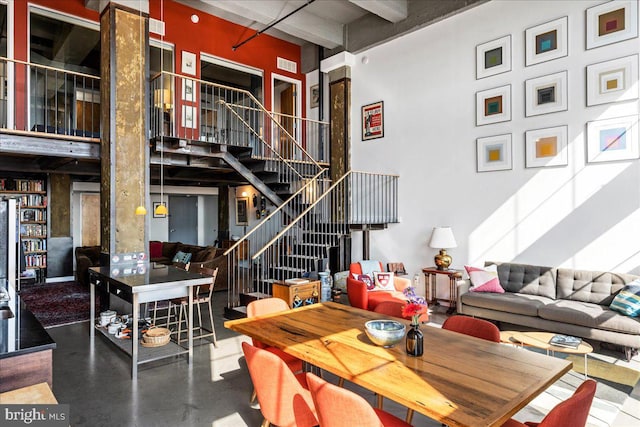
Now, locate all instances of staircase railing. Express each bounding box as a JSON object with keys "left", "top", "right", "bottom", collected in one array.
[{"left": 225, "top": 170, "right": 399, "bottom": 312}]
